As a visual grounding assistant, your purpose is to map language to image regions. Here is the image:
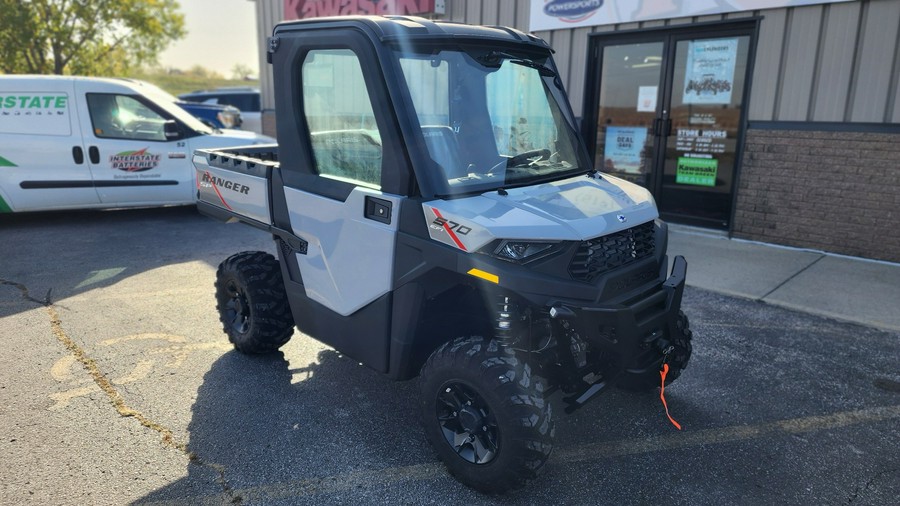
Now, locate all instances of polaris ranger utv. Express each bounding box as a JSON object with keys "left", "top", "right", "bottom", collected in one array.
[{"left": 194, "top": 16, "right": 692, "bottom": 494}]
